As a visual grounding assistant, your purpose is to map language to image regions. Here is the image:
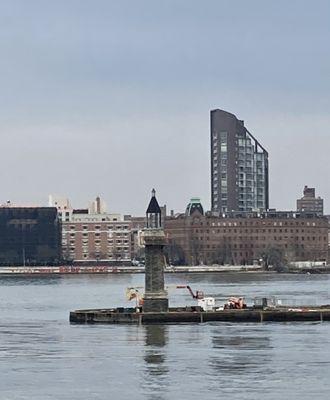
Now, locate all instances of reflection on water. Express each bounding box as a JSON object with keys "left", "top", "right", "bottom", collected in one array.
[
  {"left": 210, "top": 326, "right": 273, "bottom": 379},
  {"left": 212, "top": 328, "right": 271, "bottom": 351},
  {"left": 142, "top": 325, "right": 169, "bottom": 399},
  {"left": 145, "top": 325, "right": 168, "bottom": 347}
]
